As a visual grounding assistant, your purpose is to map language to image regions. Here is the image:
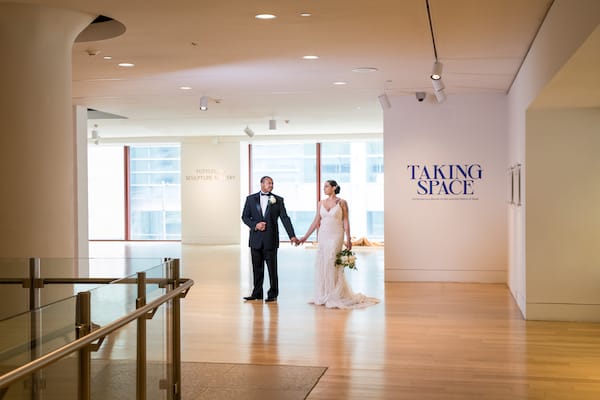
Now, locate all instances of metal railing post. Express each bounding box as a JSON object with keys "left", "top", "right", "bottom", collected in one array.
[
  {"left": 28, "top": 258, "right": 42, "bottom": 400},
  {"left": 163, "top": 259, "right": 173, "bottom": 400},
  {"left": 169, "top": 259, "right": 181, "bottom": 400},
  {"left": 75, "top": 292, "right": 91, "bottom": 400},
  {"left": 136, "top": 272, "right": 147, "bottom": 400},
  {"left": 174, "top": 259, "right": 181, "bottom": 400}
]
